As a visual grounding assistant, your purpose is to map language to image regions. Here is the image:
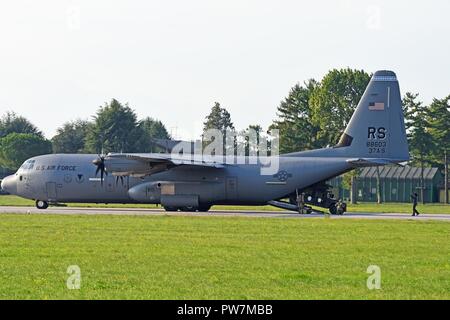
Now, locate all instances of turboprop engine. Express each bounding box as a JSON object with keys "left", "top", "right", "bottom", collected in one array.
[{"left": 127, "top": 181, "right": 163, "bottom": 203}]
